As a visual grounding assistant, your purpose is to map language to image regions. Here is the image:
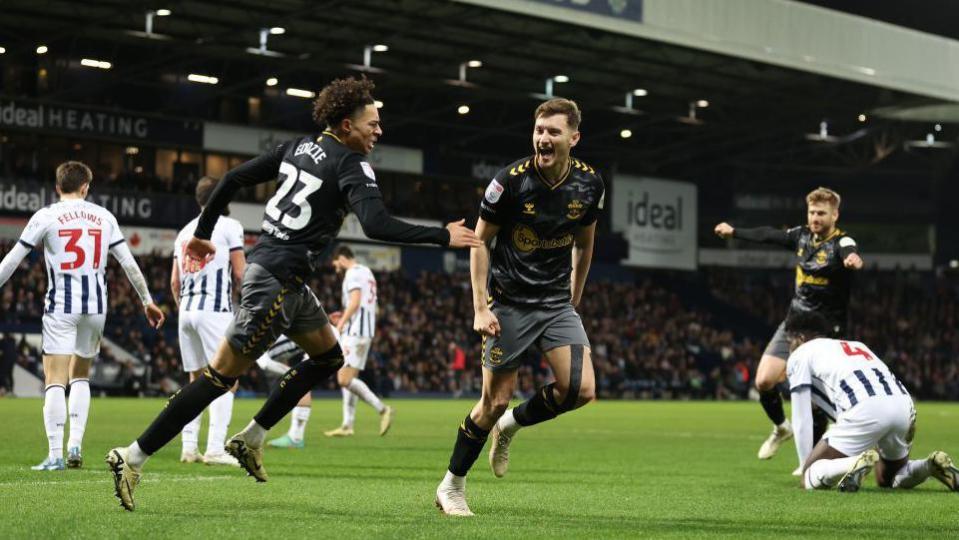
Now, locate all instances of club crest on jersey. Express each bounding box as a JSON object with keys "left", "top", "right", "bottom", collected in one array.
[
  {"left": 360, "top": 162, "right": 376, "bottom": 180},
  {"left": 816, "top": 250, "right": 828, "bottom": 264},
  {"left": 566, "top": 199, "right": 585, "bottom": 220},
  {"left": 485, "top": 179, "right": 504, "bottom": 204},
  {"left": 523, "top": 202, "right": 536, "bottom": 215}
]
